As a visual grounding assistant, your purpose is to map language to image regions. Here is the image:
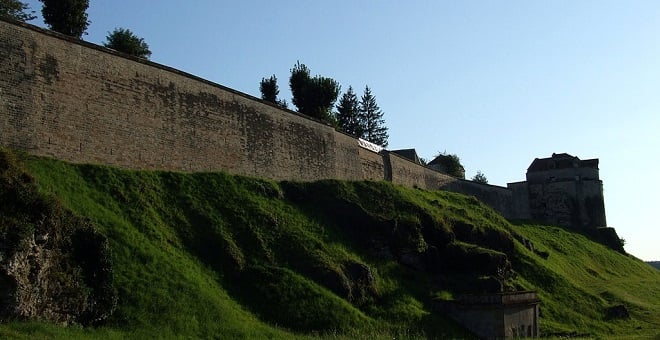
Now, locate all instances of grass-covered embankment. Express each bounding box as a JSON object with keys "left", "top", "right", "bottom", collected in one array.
[{"left": 0, "top": 150, "right": 658, "bottom": 338}]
